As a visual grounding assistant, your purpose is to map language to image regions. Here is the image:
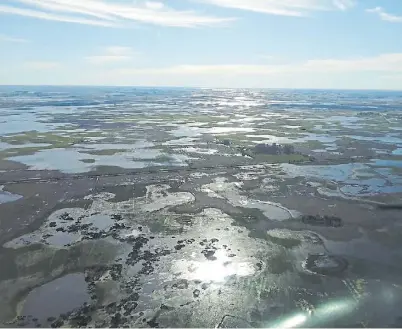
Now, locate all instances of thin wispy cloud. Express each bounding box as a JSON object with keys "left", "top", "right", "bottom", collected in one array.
[
  {"left": 366, "top": 7, "right": 402, "bottom": 23},
  {"left": 381, "top": 74, "right": 402, "bottom": 82},
  {"left": 0, "top": 33, "right": 29, "bottom": 43},
  {"left": 24, "top": 61, "right": 60, "bottom": 69},
  {"left": 332, "top": 0, "right": 355, "bottom": 11},
  {"left": 144, "top": 1, "right": 165, "bottom": 10},
  {"left": 0, "top": 4, "right": 116, "bottom": 27},
  {"left": 111, "top": 53, "right": 402, "bottom": 76},
  {"left": 256, "top": 54, "right": 276, "bottom": 60},
  {"left": 199, "top": 0, "right": 355, "bottom": 16},
  {"left": 301, "top": 53, "right": 402, "bottom": 72},
  {"left": 0, "top": 0, "right": 235, "bottom": 28},
  {"left": 86, "top": 46, "right": 137, "bottom": 65}
]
